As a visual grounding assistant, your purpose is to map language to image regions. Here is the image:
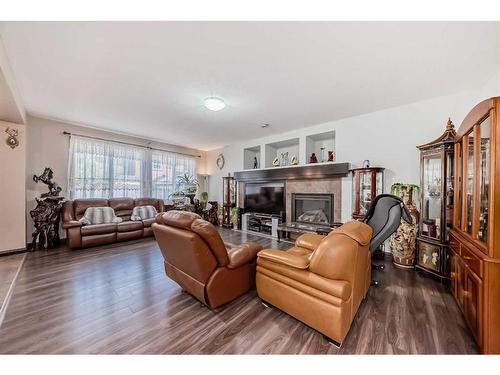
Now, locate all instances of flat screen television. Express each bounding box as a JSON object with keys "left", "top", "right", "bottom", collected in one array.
[{"left": 244, "top": 182, "right": 284, "bottom": 216}]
